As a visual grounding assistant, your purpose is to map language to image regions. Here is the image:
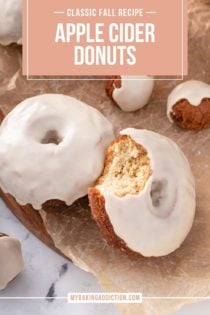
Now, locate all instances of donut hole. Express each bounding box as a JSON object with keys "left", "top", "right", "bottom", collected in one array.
[
  {"left": 96, "top": 135, "right": 151, "bottom": 197},
  {"left": 150, "top": 179, "right": 175, "bottom": 218},
  {"left": 171, "top": 98, "right": 210, "bottom": 131},
  {"left": 41, "top": 130, "right": 62, "bottom": 145},
  {"left": 150, "top": 180, "right": 168, "bottom": 207},
  {"left": 27, "top": 117, "right": 65, "bottom": 145}
]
